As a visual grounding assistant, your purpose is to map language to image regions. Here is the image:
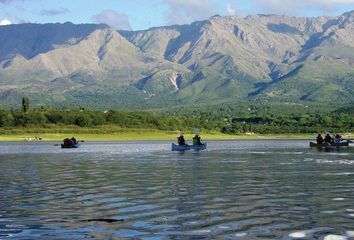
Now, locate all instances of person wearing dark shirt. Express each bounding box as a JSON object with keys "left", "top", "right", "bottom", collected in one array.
[
  {"left": 177, "top": 133, "right": 186, "bottom": 146},
  {"left": 324, "top": 133, "right": 332, "bottom": 144},
  {"left": 316, "top": 134, "right": 324, "bottom": 144},
  {"left": 71, "top": 137, "right": 77, "bottom": 145}
]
